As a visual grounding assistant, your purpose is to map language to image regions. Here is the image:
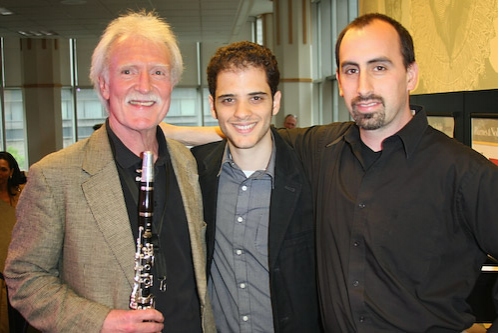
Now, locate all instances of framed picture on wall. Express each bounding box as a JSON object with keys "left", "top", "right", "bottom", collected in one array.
[
  {"left": 471, "top": 113, "right": 498, "bottom": 165},
  {"left": 427, "top": 116, "right": 455, "bottom": 138}
]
